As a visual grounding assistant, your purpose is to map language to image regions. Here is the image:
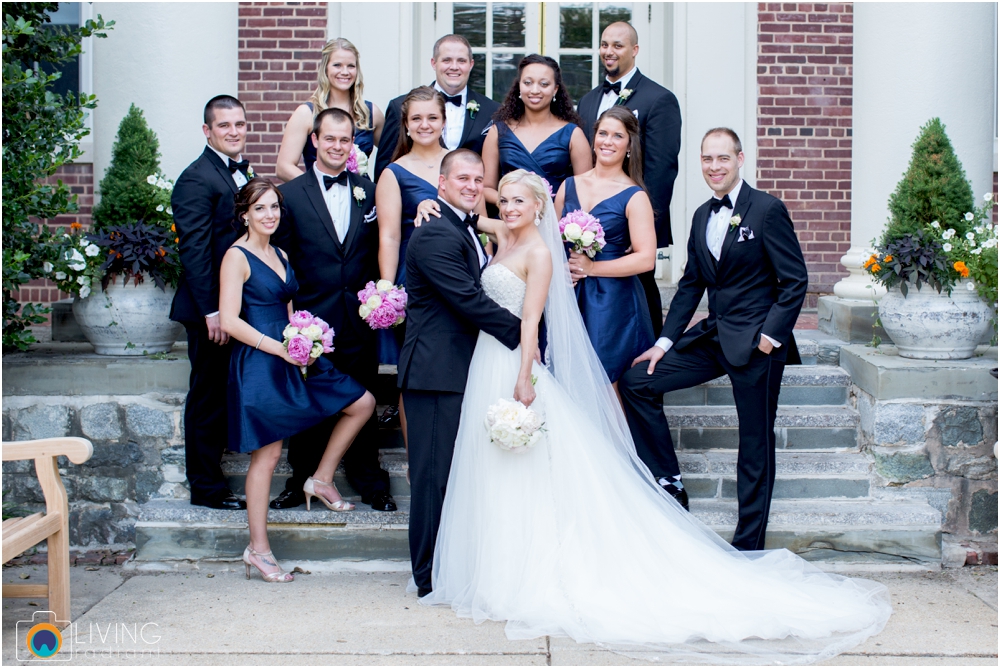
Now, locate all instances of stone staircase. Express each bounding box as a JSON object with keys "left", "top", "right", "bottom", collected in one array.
[{"left": 134, "top": 345, "right": 943, "bottom": 568}]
